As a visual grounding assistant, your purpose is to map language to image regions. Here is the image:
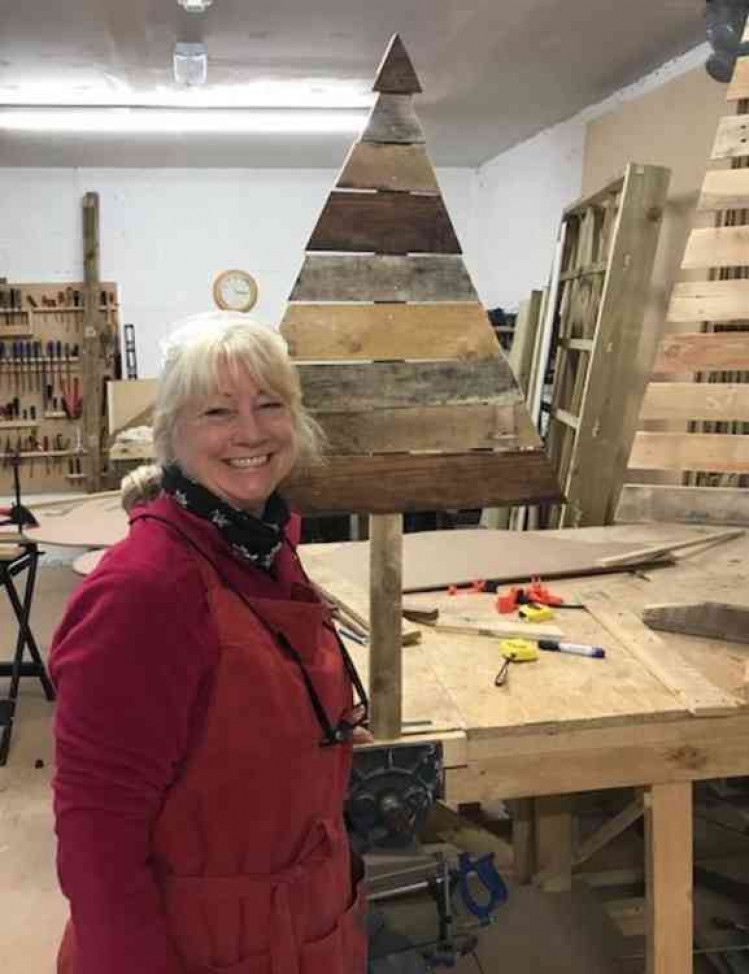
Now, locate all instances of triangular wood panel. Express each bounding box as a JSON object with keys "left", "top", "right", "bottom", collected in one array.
[
  {"left": 620, "top": 32, "right": 749, "bottom": 524},
  {"left": 281, "top": 35, "right": 560, "bottom": 515}
]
